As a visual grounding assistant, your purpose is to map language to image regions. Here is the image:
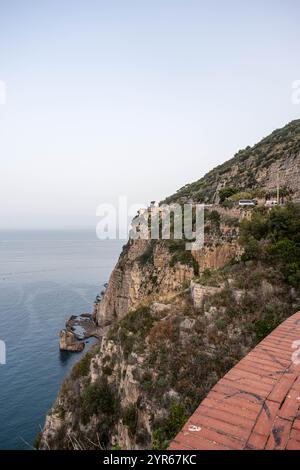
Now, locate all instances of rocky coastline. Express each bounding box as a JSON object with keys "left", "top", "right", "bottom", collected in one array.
[
  {"left": 39, "top": 120, "right": 300, "bottom": 450},
  {"left": 59, "top": 288, "right": 107, "bottom": 352}
]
